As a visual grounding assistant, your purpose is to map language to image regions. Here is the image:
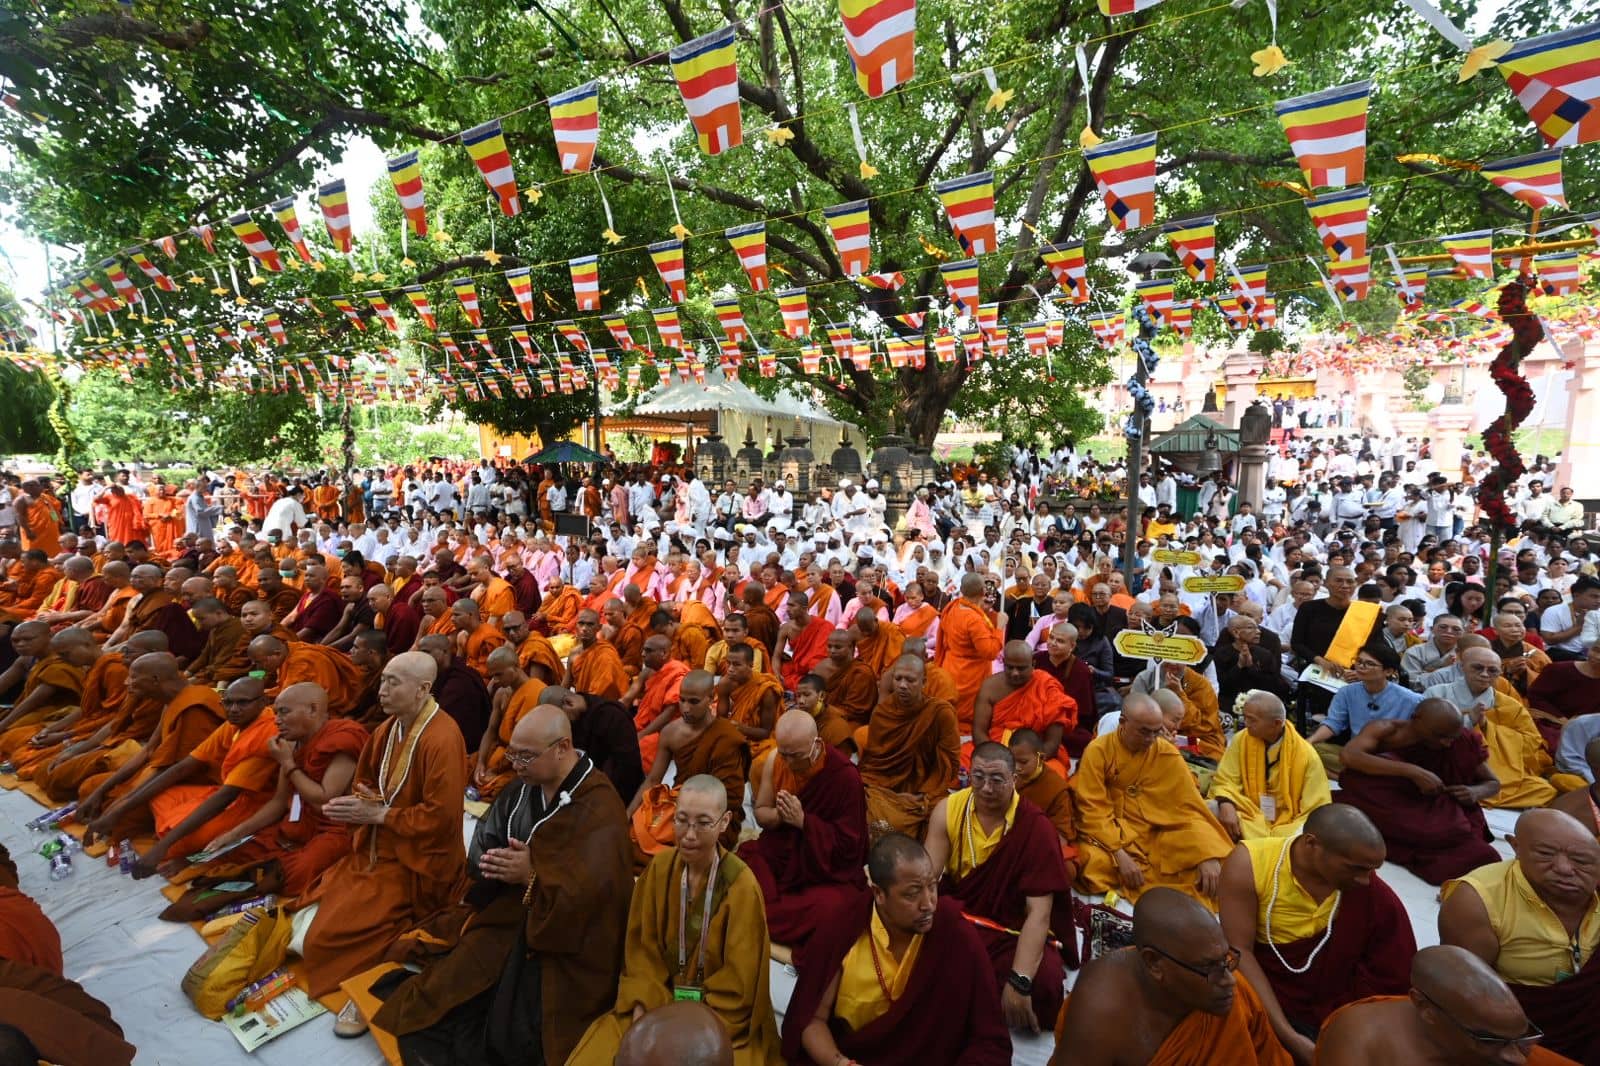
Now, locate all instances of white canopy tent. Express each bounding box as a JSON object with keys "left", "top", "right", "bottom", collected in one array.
[{"left": 601, "top": 378, "right": 860, "bottom": 457}]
